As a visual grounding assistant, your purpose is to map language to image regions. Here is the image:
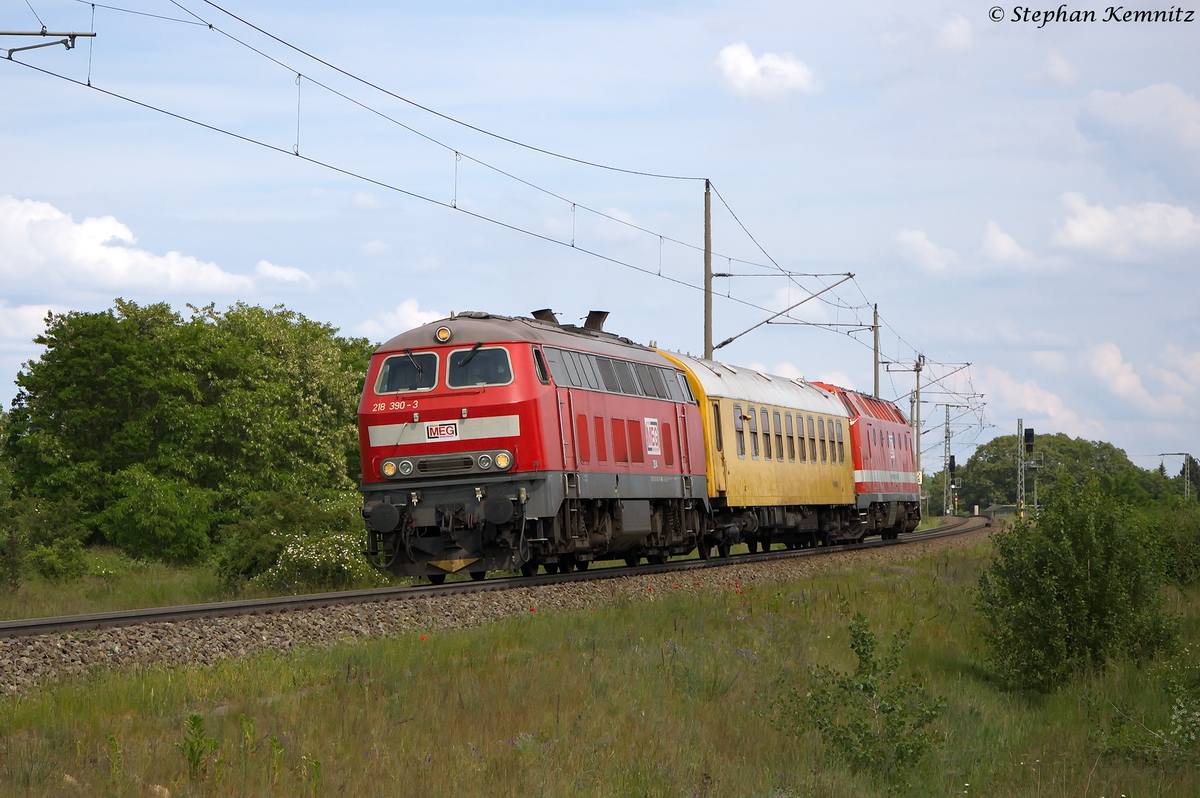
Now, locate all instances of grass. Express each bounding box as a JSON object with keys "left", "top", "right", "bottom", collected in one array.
[{"left": 2, "top": 538, "right": 1197, "bottom": 797}]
